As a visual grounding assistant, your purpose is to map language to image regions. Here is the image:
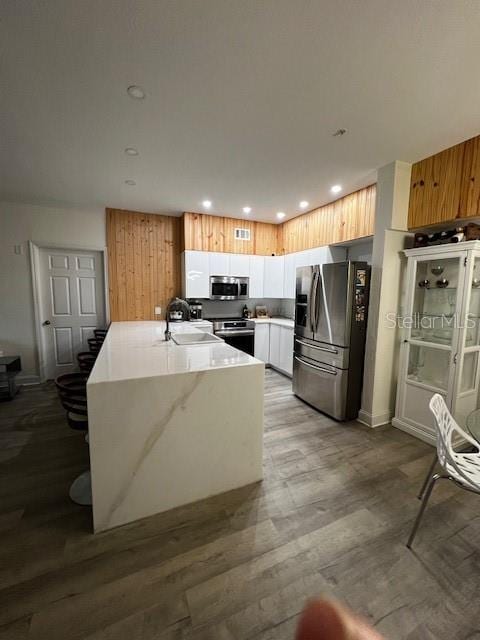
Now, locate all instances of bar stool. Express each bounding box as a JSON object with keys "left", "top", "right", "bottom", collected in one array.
[
  {"left": 77, "top": 352, "right": 97, "bottom": 373},
  {"left": 94, "top": 329, "right": 108, "bottom": 340},
  {"left": 55, "top": 373, "right": 92, "bottom": 506},
  {"left": 88, "top": 338, "right": 104, "bottom": 354}
]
